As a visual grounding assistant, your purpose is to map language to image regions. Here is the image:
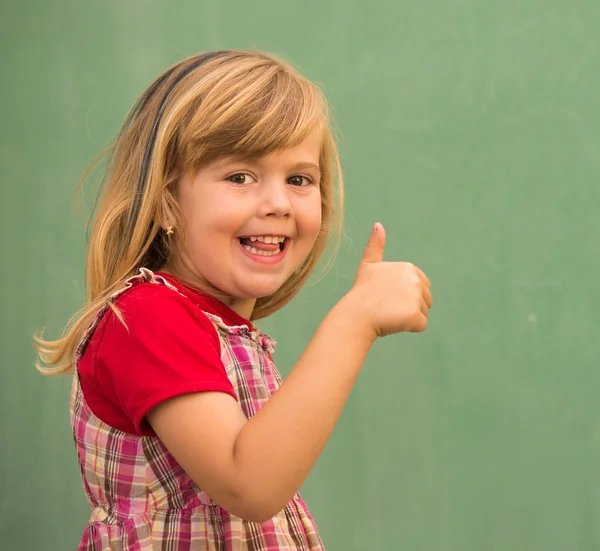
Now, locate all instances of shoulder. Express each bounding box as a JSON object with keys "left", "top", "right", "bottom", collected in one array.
[
  {"left": 103, "top": 282, "right": 220, "bottom": 349},
  {"left": 80, "top": 281, "right": 235, "bottom": 436},
  {"left": 116, "top": 281, "right": 212, "bottom": 324},
  {"left": 116, "top": 281, "right": 192, "bottom": 313}
]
